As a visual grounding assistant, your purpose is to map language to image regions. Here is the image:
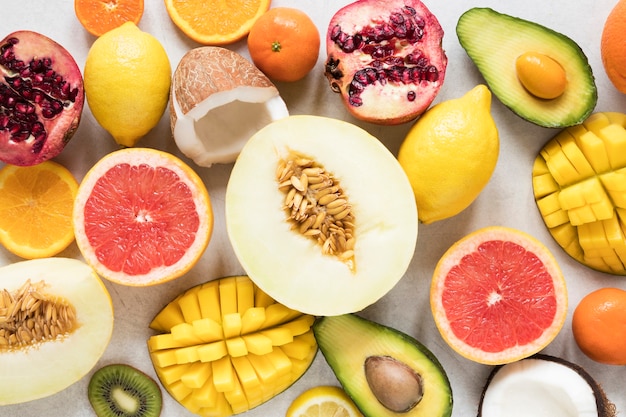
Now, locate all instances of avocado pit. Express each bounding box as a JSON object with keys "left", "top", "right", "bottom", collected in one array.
[
  {"left": 515, "top": 52, "right": 567, "bottom": 99},
  {"left": 365, "top": 355, "right": 423, "bottom": 413}
]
